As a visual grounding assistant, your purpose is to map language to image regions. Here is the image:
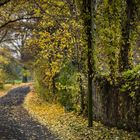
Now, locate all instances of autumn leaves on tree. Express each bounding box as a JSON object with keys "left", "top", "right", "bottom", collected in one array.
[{"left": 0, "top": 0, "right": 140, "bottom": 130}]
